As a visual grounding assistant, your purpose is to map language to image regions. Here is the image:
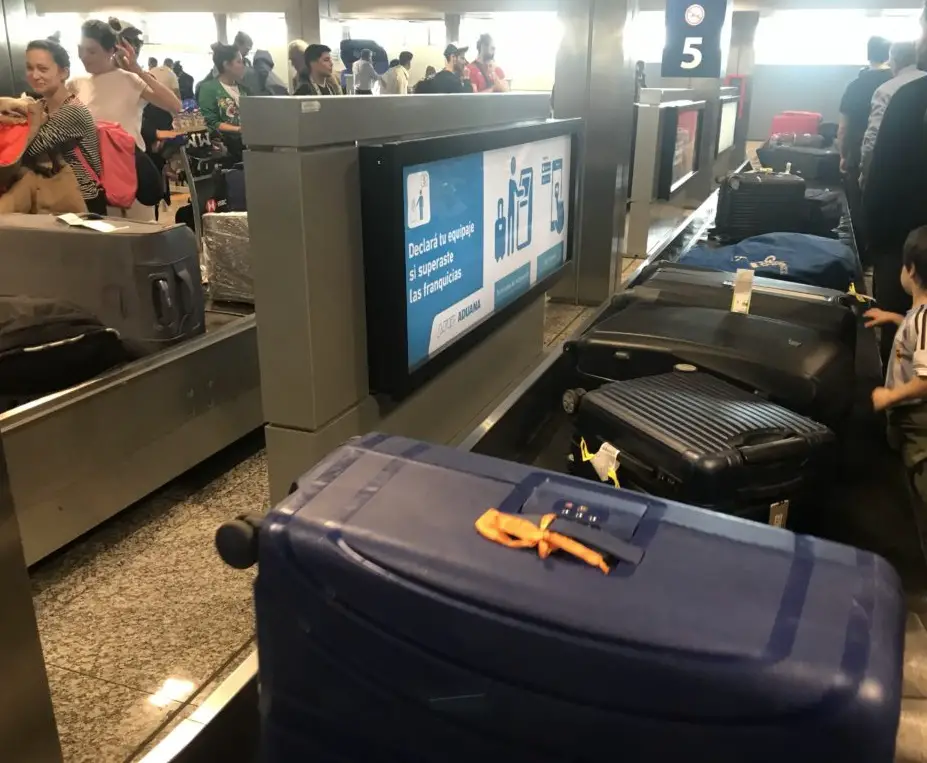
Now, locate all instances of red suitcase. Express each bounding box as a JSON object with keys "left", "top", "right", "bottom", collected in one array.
[{"left": 770, "top": 111, "right": 822, "bottom": 138}]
